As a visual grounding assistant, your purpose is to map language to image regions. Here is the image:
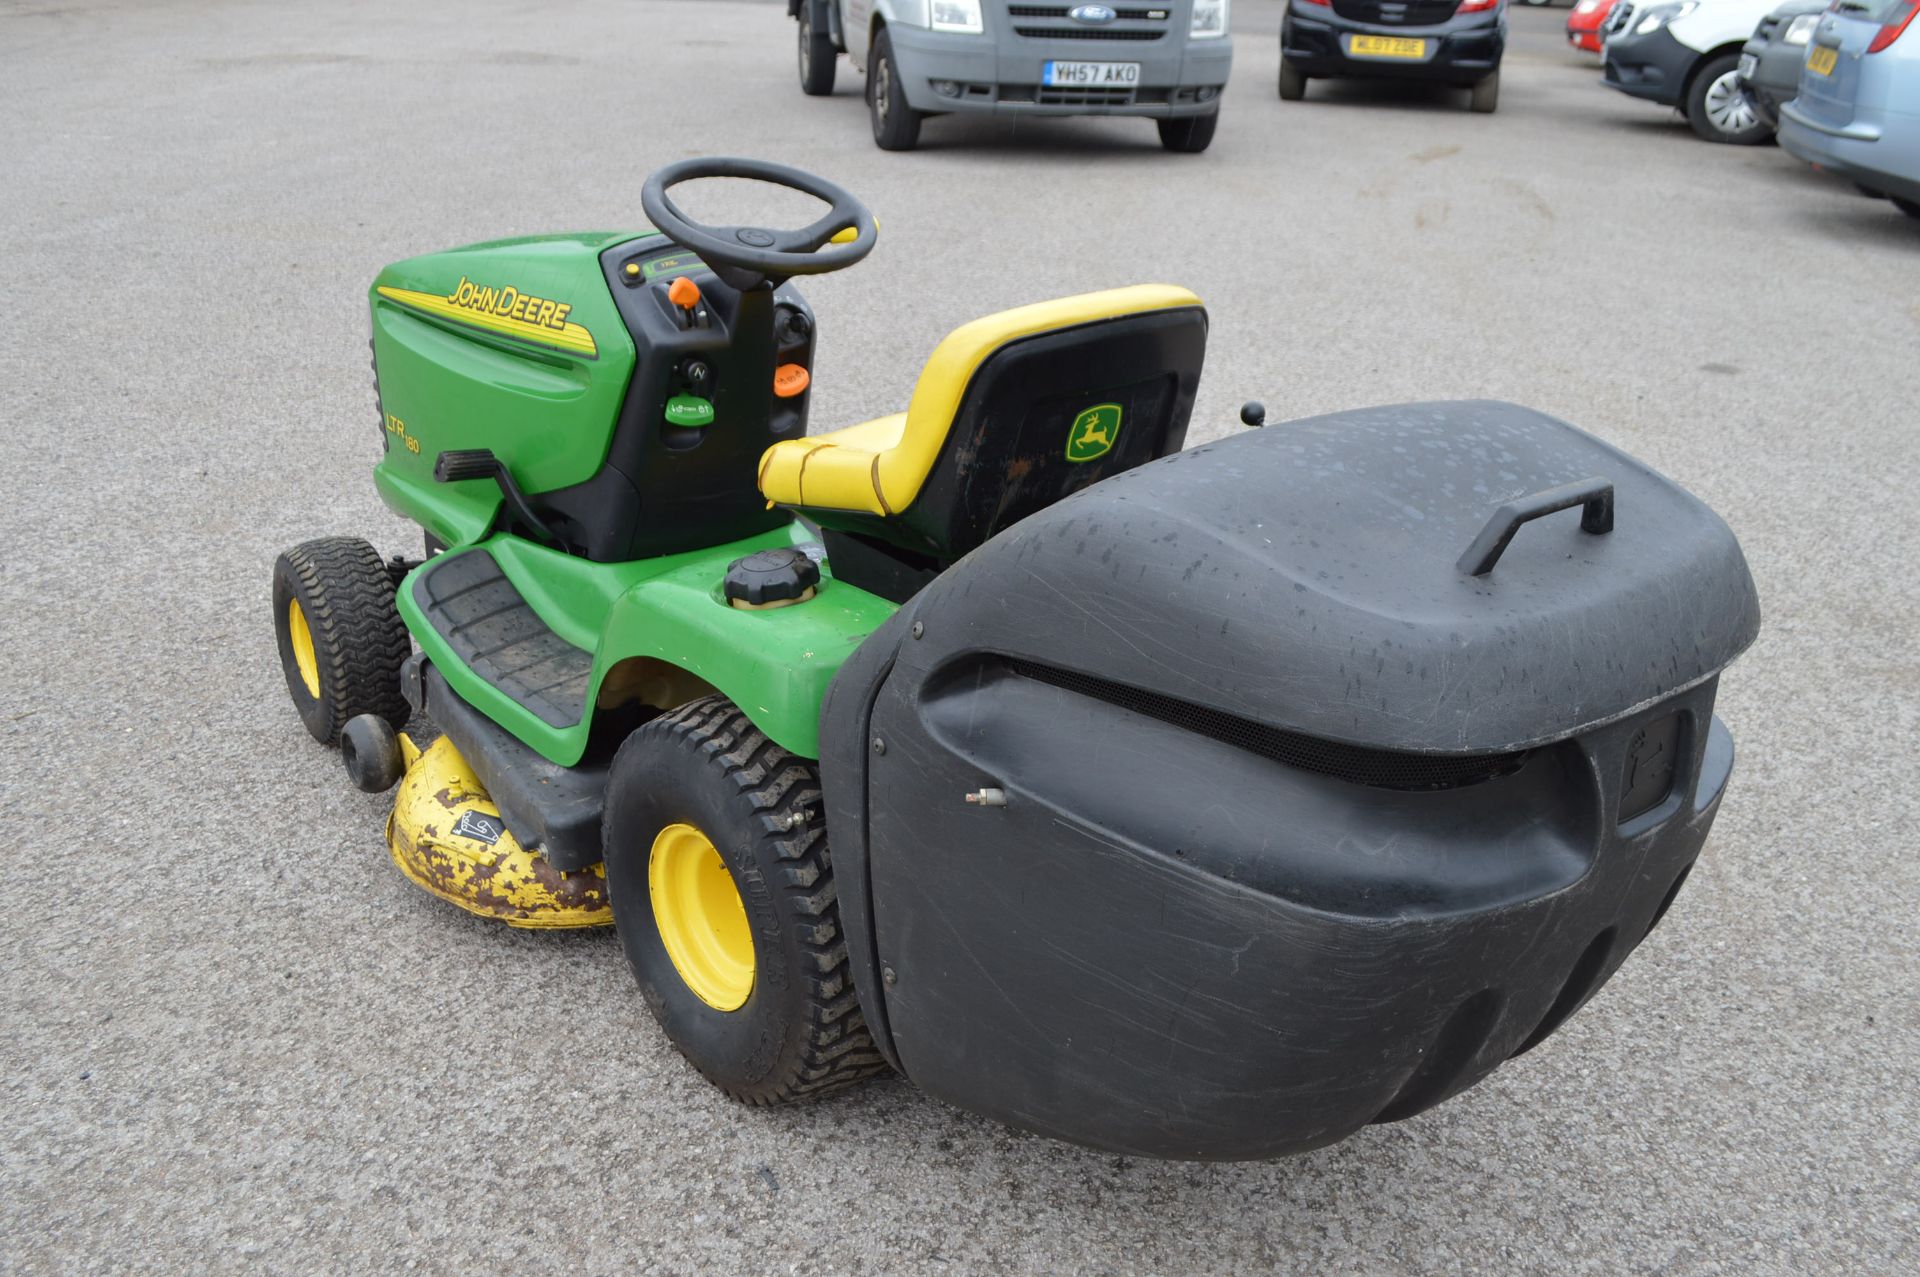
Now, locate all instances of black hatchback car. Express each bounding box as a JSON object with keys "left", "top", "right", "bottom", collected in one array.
[{"left": 1281, "top": 0, "right": 1508, "bottom": 112}]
